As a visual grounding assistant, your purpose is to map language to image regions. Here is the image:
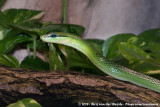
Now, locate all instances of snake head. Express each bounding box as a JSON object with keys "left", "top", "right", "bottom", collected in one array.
[
  {"left": 41, "top": 33, "right": 58, "bottom": 38},
  {"left": 40, "top": 32, "right": 69, "bottom": 44}
]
